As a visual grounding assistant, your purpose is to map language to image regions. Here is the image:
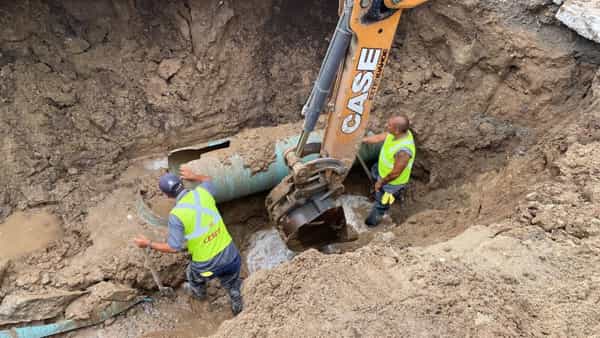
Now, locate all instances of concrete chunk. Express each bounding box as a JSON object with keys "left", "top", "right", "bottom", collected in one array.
[
  {"left": 0, "top": 289, "right": 86, "bottom": 325},
  {"left": 556, "top": 0, "right": 600, "bottom": 43},
  {"left": 65, "top": 282, "right": 137, "bottom": 320}
]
